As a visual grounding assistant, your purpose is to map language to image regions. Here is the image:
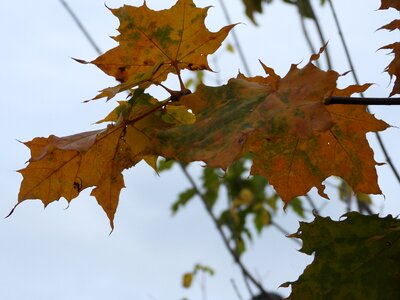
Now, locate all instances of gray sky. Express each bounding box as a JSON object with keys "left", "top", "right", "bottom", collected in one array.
[{"left": 1, "top": 0, "right": 400, "bottom": 299}]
